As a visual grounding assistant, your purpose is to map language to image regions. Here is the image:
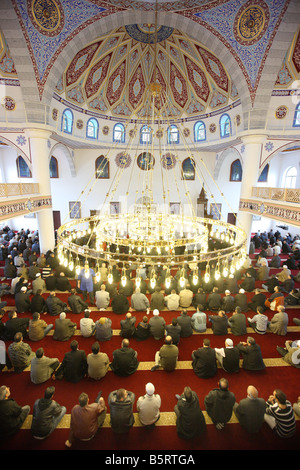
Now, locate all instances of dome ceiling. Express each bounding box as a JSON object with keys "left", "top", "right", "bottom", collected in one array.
[{"left": 54, "top": 25, "right": 239, "bottom": 119}]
